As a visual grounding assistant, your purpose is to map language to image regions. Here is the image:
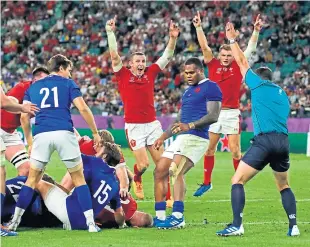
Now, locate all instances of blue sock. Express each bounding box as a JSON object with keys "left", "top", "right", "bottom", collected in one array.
[
  {"left": 281, "top": 188, "right": 297, "bottom": 228},
  {"left": 1, "top": 193, "right": 4, "bottom": 210},
  {"left": 75, "top": 185, "right": 93, "bottom": 213},
  {"left": 16, "top": 185, "right": 35, "bottom": 210},
  {"left": 231, "top": 184, "right": 245, "bottom": 227},
  {"left": 155, "top": 201, "right": 166, "bottom": 220},
  {"left": 172, "top": 201, "right": 184, "bottom": 218}
]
